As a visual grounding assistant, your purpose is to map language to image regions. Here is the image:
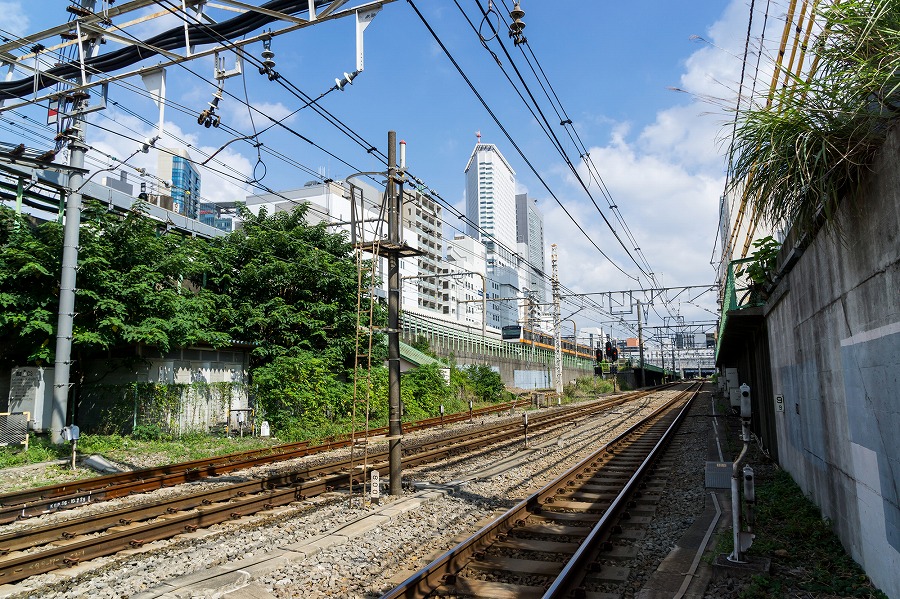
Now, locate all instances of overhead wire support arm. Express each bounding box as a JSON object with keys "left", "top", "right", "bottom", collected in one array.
[{"left": 0, "top": 0, "right": 398, "bottom": 110}]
